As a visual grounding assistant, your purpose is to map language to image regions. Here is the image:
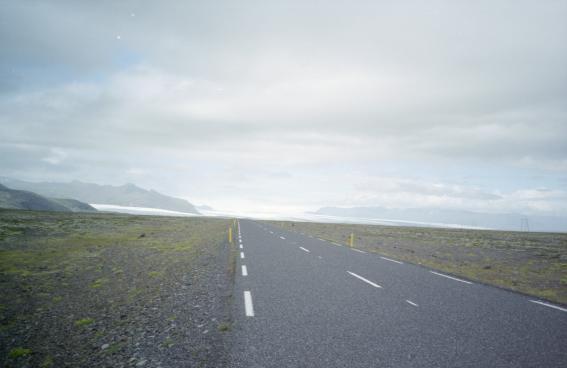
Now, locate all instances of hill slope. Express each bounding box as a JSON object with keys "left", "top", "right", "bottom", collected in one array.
[
  {"left": 0, "top": 178, "right": 199, "bottom": 214},
  {"left": 0, "top": 184, "right": 96, "bottom": 212}
]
